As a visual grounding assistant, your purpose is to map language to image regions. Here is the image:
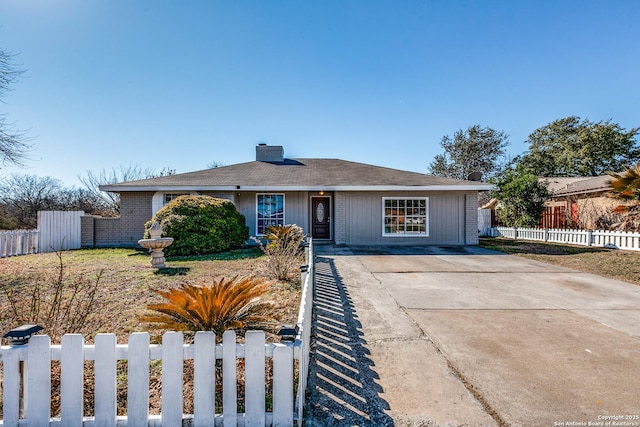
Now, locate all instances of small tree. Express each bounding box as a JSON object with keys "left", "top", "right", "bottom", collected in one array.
[
  {"left": 254, "top": 224, "right": 306, "bottom": 283},
  {"left": 146, "top": 195, "right": 249, "bottom": 256},
  {"left": 1, "top": 251, "right": 103, "bottom": 343},
  {"left": 493, "top": 170, "right": 550, "bottom": 228}
]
